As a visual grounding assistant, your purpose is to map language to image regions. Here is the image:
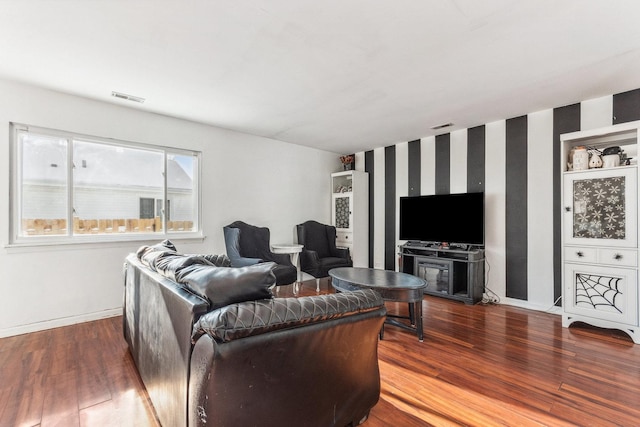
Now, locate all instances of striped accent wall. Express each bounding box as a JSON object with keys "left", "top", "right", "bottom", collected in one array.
[
  {"left": 360, "top": 88, "right": 640, "bottom": 310},
  {"left": 384, "top": 146, "right": 396, "bottom": 270},
  {"left": 505, "top": 116, "right": 528, "bottom": 300}
]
